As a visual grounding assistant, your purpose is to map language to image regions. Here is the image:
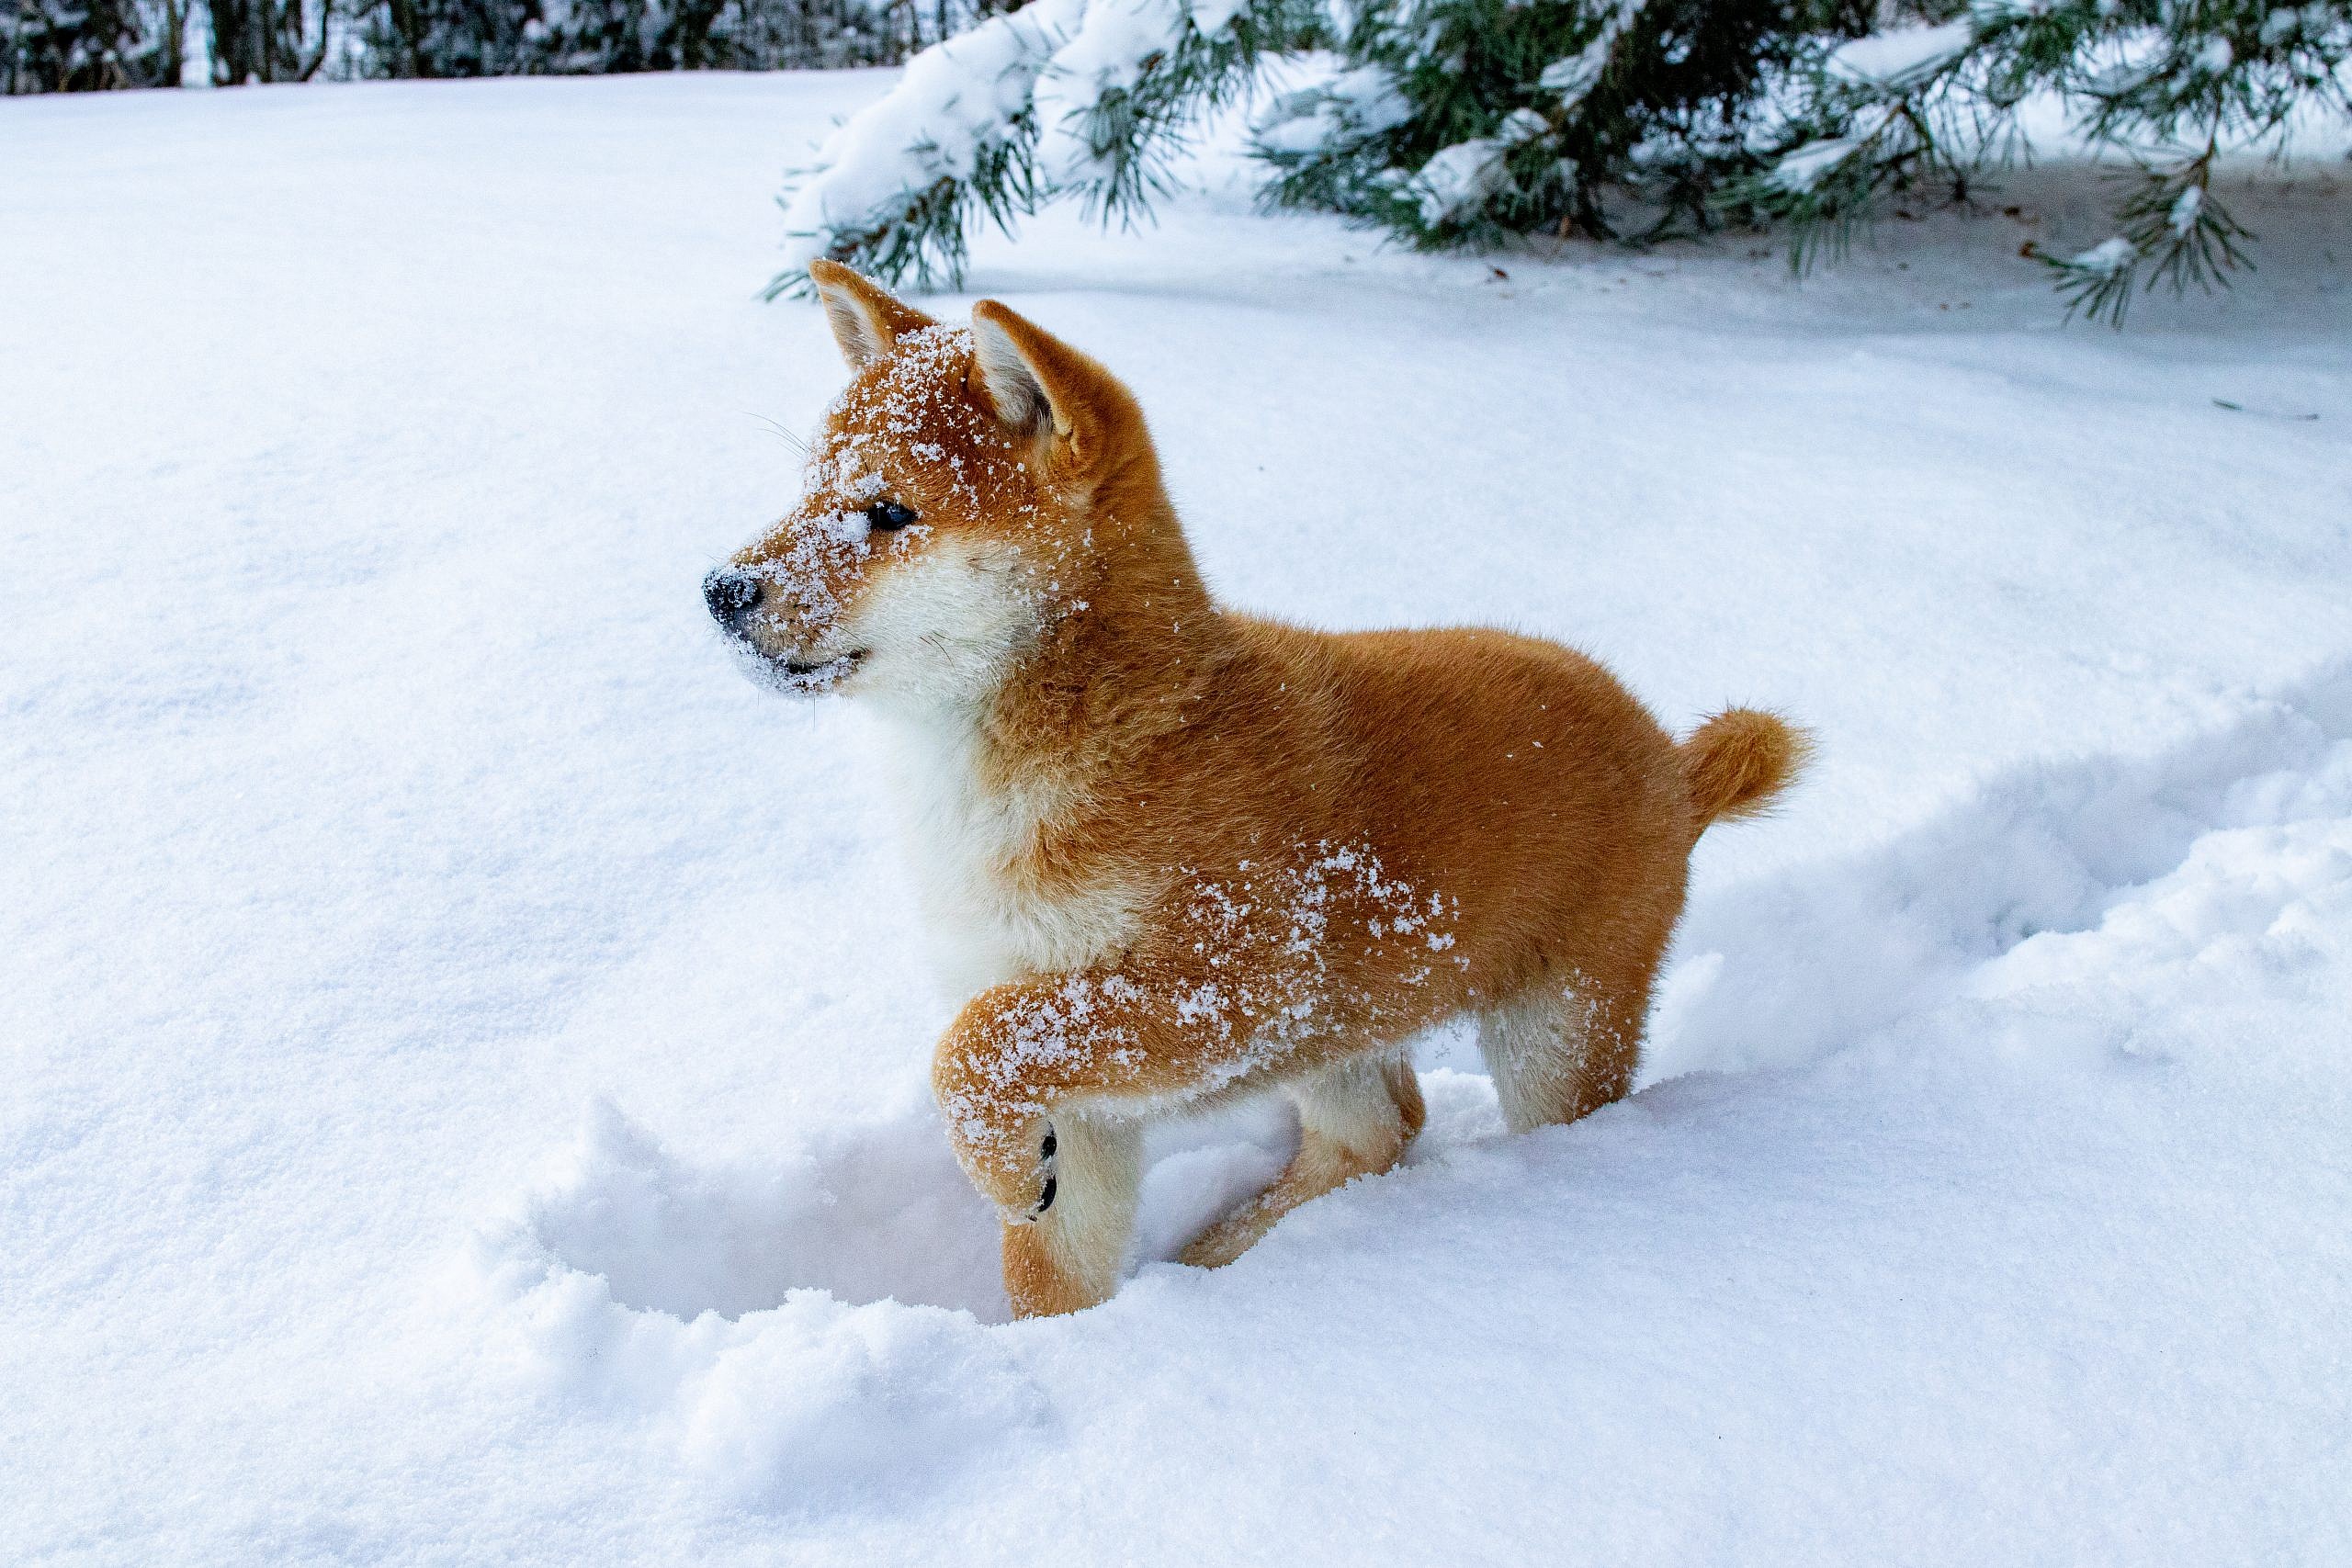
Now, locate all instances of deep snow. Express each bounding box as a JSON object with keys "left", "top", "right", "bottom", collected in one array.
[{"left": 3, "top": 72, "right": 2350, "bottom": 1566}]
